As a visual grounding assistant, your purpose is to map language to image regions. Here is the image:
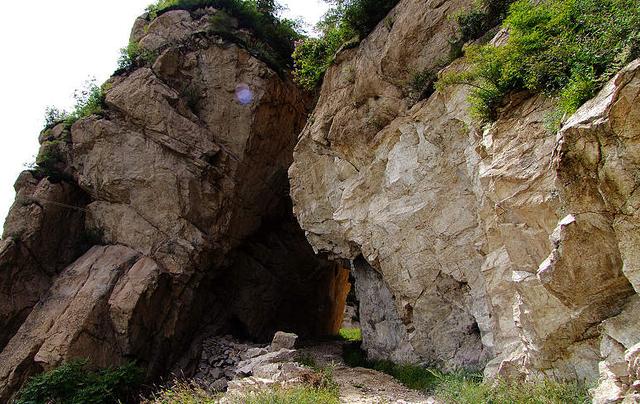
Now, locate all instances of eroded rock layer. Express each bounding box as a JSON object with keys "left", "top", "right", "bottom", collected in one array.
[{"left": 289, "top": 0, "right": 640, "bottom": 400}]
